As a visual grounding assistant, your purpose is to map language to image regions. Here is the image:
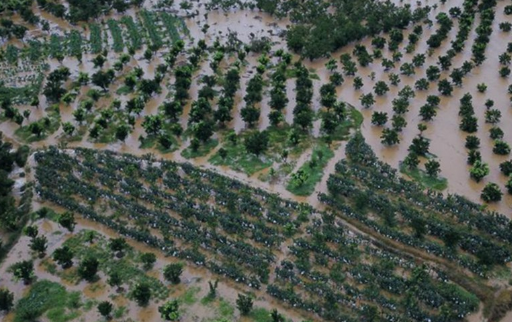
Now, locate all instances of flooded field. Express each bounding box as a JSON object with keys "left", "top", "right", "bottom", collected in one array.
[{"left": 2, "top": 0, "right": 512, "bottom": 321}]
